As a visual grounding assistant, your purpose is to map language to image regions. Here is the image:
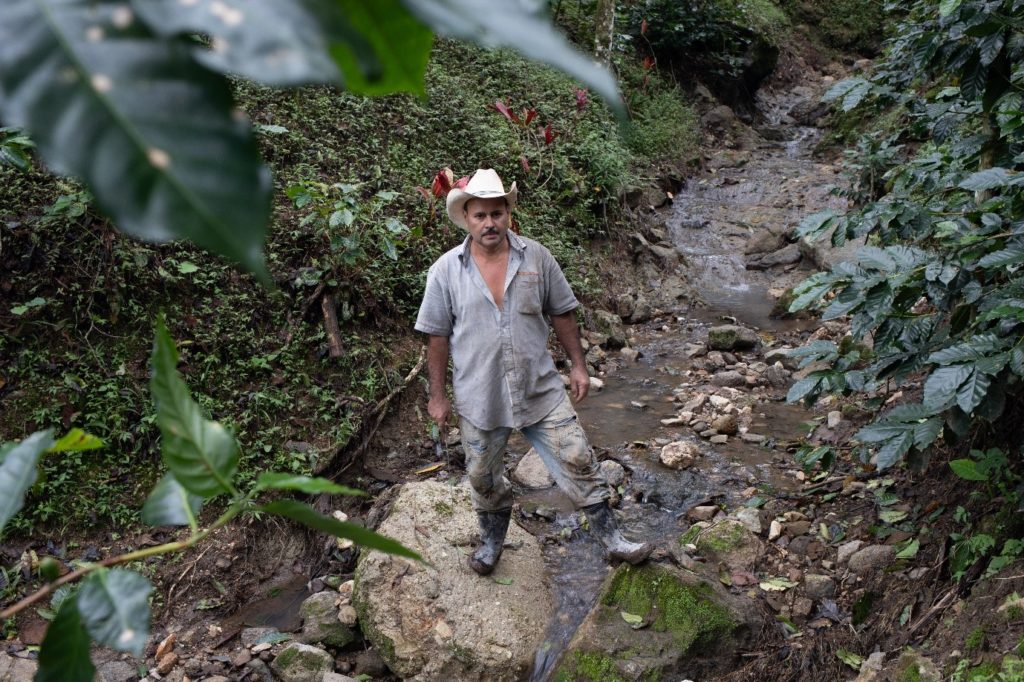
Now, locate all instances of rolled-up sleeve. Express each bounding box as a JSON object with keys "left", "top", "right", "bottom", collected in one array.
[
  {"left": 415, "top": 263, "right": 454, "bottom": 336},
  {"left": 541, "top": 248, "right": 579, "bottom": 315}
]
